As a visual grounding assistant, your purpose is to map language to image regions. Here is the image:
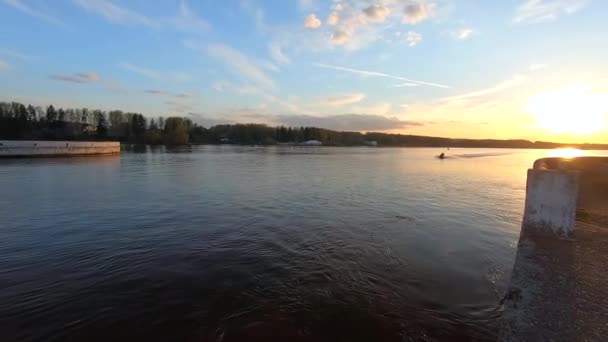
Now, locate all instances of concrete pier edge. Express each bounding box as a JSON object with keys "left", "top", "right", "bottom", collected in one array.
[
  {"left": 0, "top": 140, "right": 120, "bottom": 157},
  {"left": 499, "top": 156, "right": 608, "bottom": 341}
]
